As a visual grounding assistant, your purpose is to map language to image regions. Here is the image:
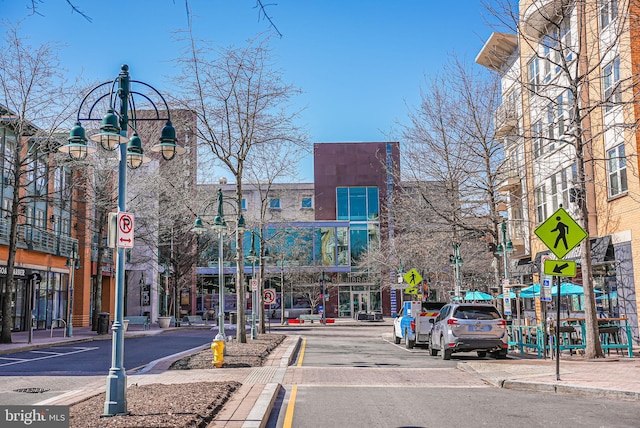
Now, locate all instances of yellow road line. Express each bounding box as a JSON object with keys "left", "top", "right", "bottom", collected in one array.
[
  {"left": 283, "top": 386, "right": 298, "bottom": 427},
  {"left": 297, "top": 338, "right": 306, "bottom": 367}
]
